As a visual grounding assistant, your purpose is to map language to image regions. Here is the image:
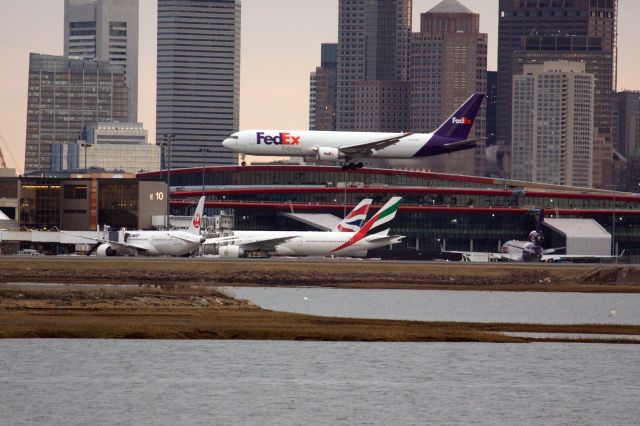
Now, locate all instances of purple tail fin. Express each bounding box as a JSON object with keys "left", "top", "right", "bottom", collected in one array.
[{"left": 433, "top": 93, "right": 485, "bottom": 140}]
